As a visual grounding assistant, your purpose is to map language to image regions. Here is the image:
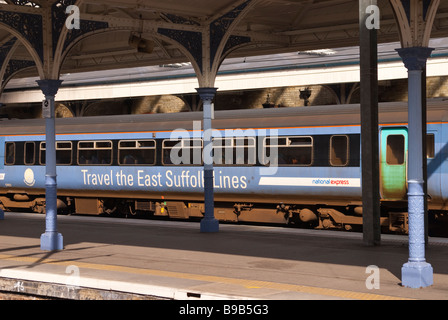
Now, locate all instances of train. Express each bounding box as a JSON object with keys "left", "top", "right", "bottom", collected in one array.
[{"left": 0, "top": 99, "right": 447, "bottom": 234}]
